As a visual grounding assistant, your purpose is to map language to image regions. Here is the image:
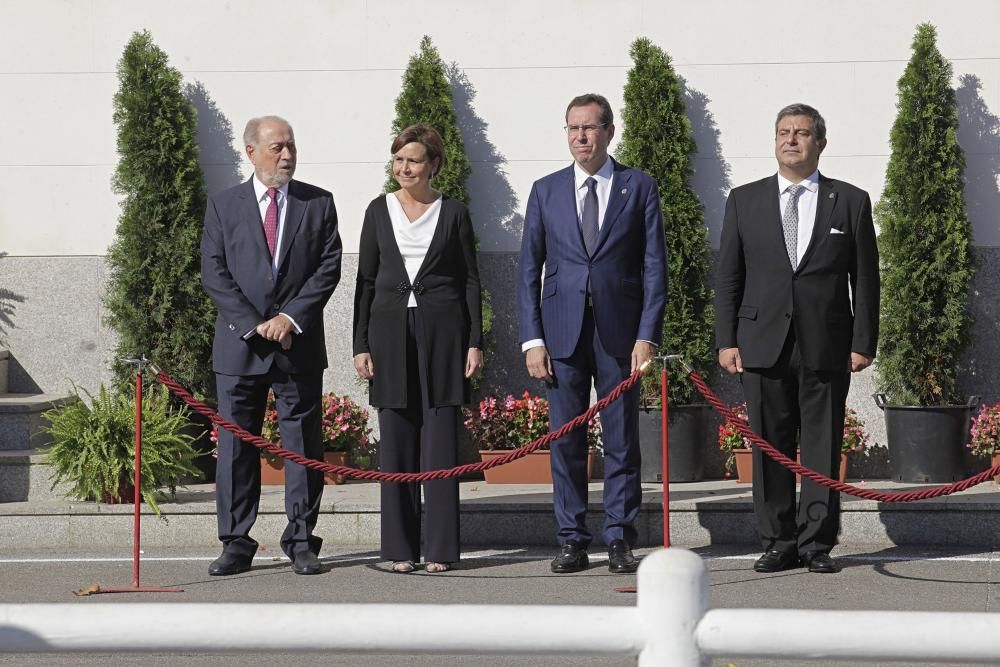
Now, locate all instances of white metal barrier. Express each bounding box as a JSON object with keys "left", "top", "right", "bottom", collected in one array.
[{"left": 2, "top": 549, "right": 1000, "bottom": 664}]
